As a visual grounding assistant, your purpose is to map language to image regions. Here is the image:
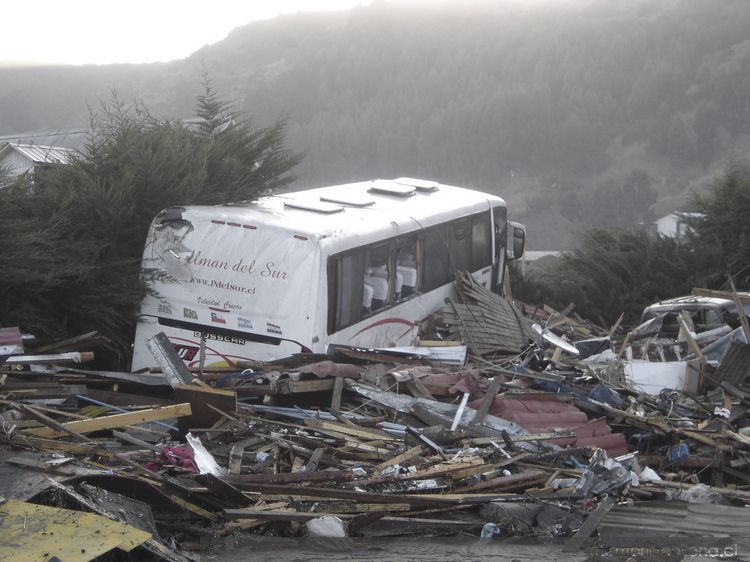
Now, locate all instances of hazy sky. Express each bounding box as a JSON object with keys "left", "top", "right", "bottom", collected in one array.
[{"left": 0, "top": 0, "right": 372, "bottom": 66}]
